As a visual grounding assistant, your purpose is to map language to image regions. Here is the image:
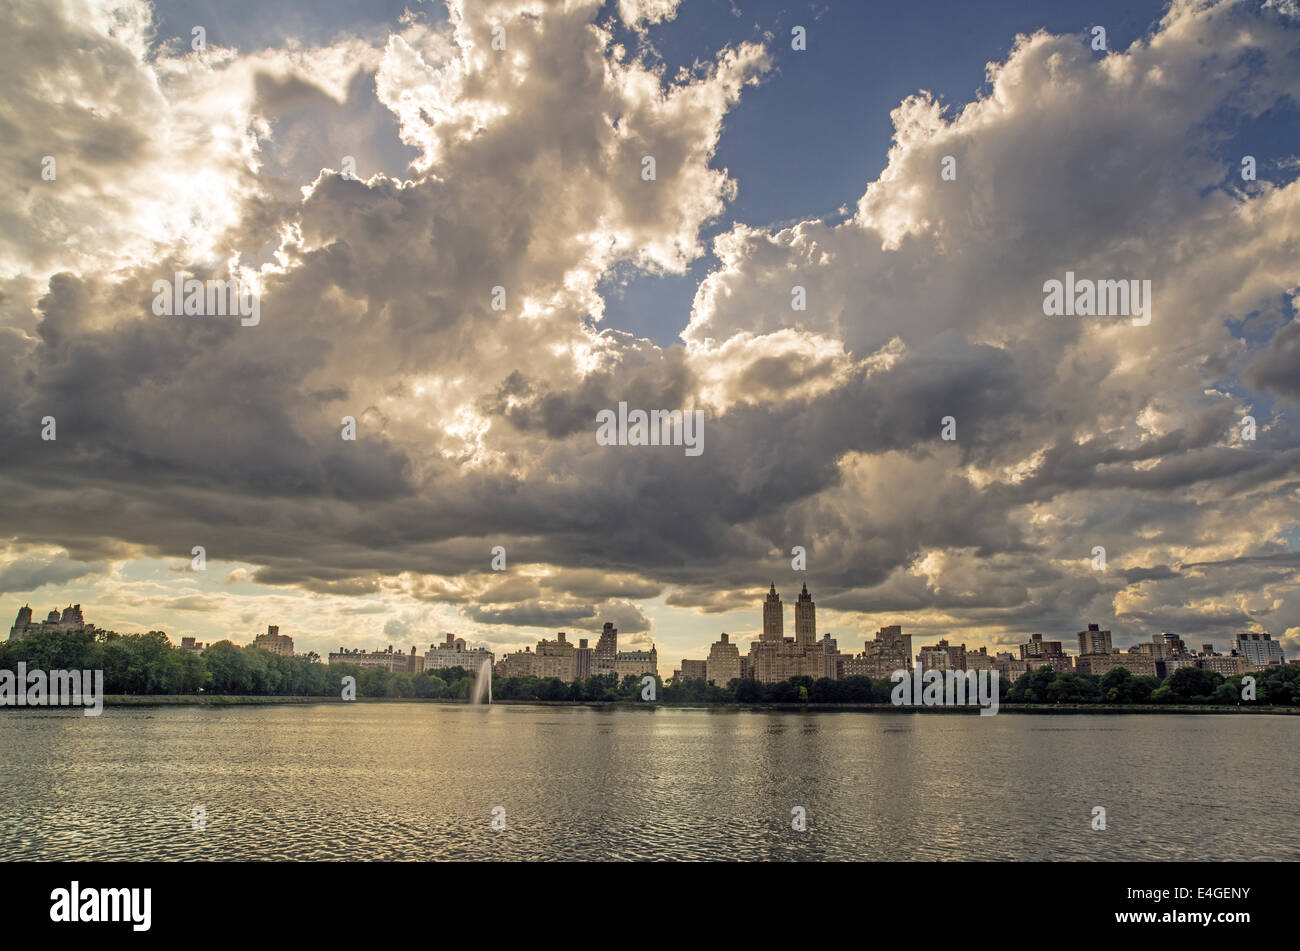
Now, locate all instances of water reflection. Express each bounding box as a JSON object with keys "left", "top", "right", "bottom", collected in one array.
[{"left": 0, "top": 705, "right": 1294, "bottom": 860}]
